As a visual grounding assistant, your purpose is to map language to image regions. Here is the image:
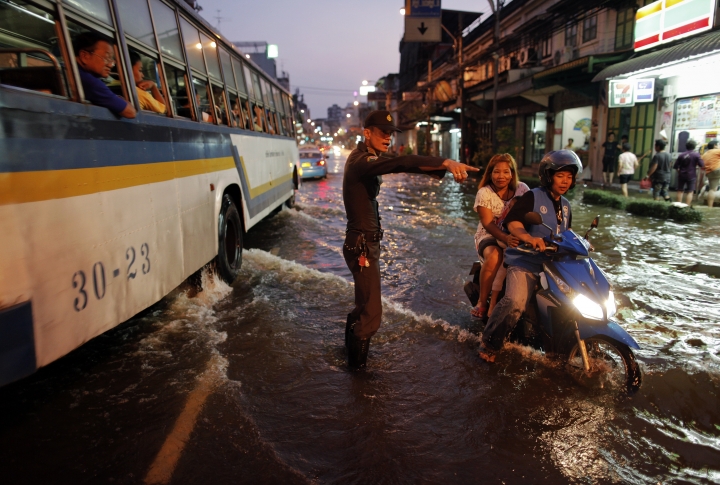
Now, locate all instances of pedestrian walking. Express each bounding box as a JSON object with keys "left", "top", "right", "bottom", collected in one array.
[
  {"left": 646, "top": 139, "right": 672, "bottom": 201},
  {"left": 674, "top": 140, "right": 704, "bottom": 205},
  {"left": 617, "top": 142, "right": 638, "bottom": 198},
  {"left": 701, "top": 140, "right": 720, "bottom": 207},
  {"left": 342, "top": 110, "right": 478, "bottom": 370},
  {"left": 601, "top": 132, "right": 620, "bottom": 187}
]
